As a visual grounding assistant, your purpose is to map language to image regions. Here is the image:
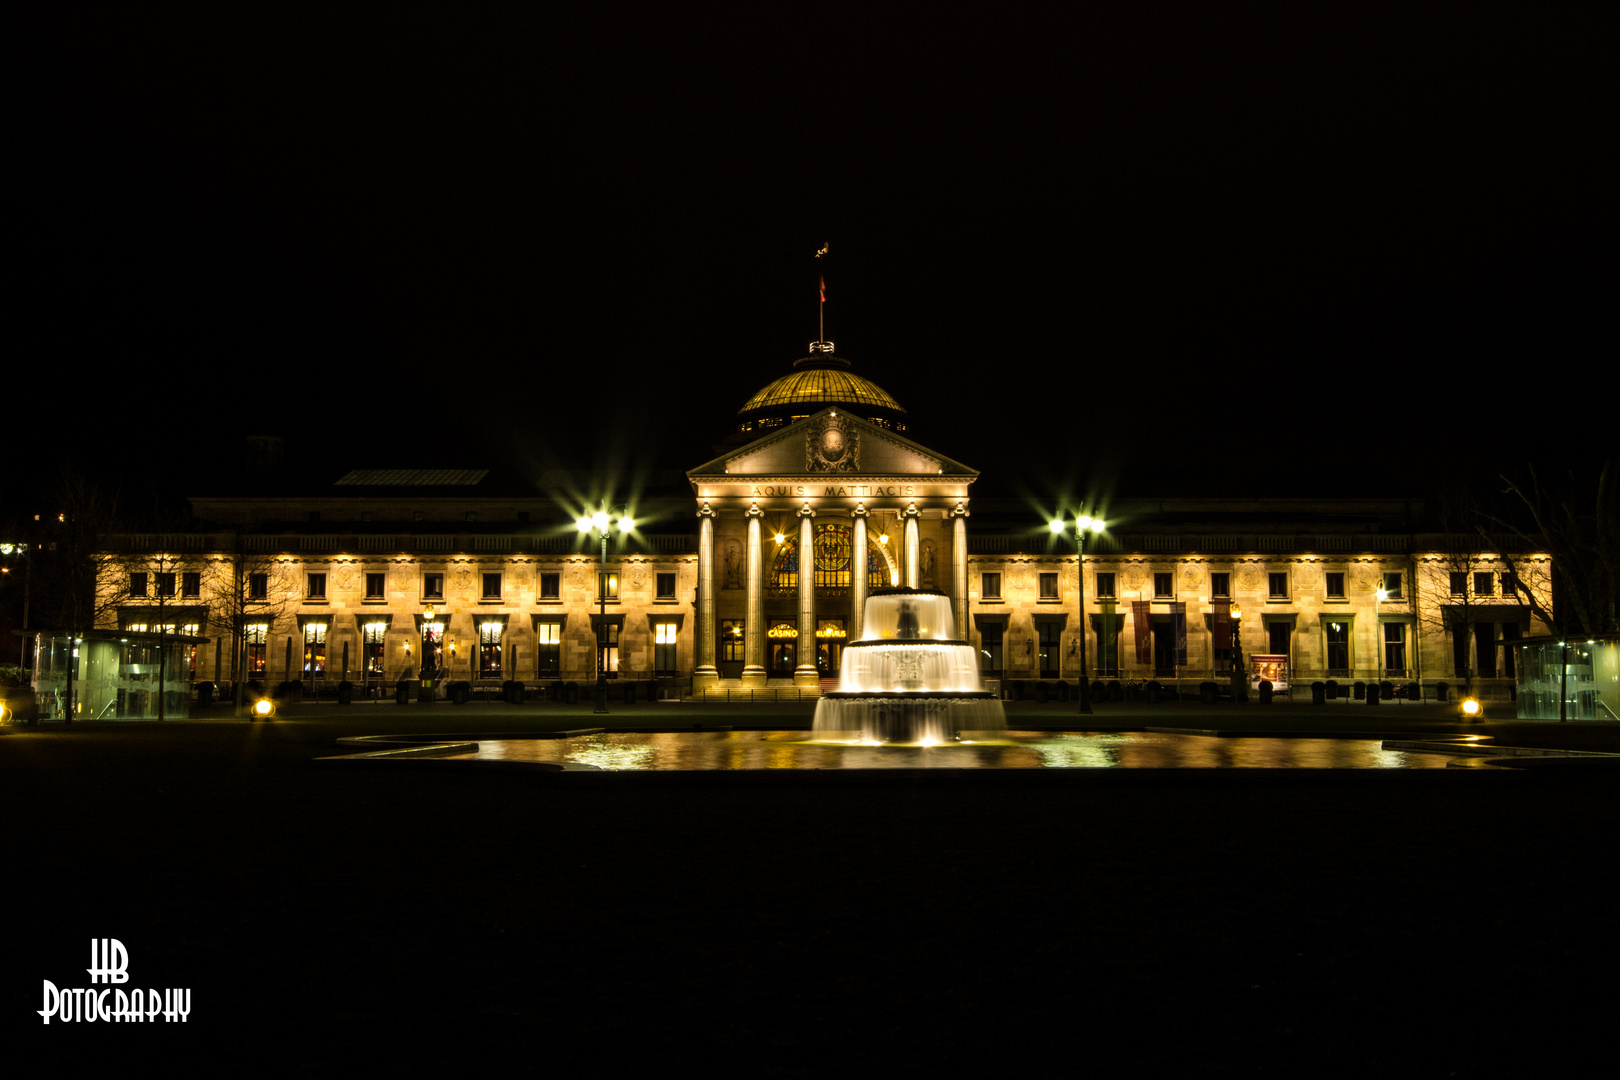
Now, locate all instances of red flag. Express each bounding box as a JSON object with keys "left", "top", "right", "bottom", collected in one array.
[{"left": 819, "top": 276, "right": 826, "bottom": 303}]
